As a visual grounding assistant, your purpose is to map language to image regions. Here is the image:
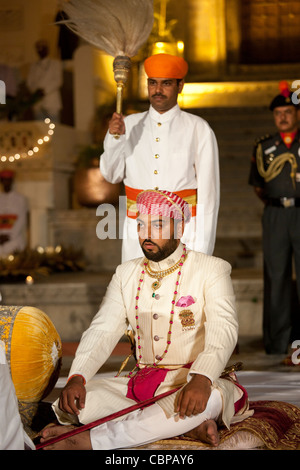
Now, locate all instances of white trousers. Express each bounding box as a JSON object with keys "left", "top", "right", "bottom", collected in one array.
[{"left": 90, "top": 388, "right": 222, "bottom": 450}]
